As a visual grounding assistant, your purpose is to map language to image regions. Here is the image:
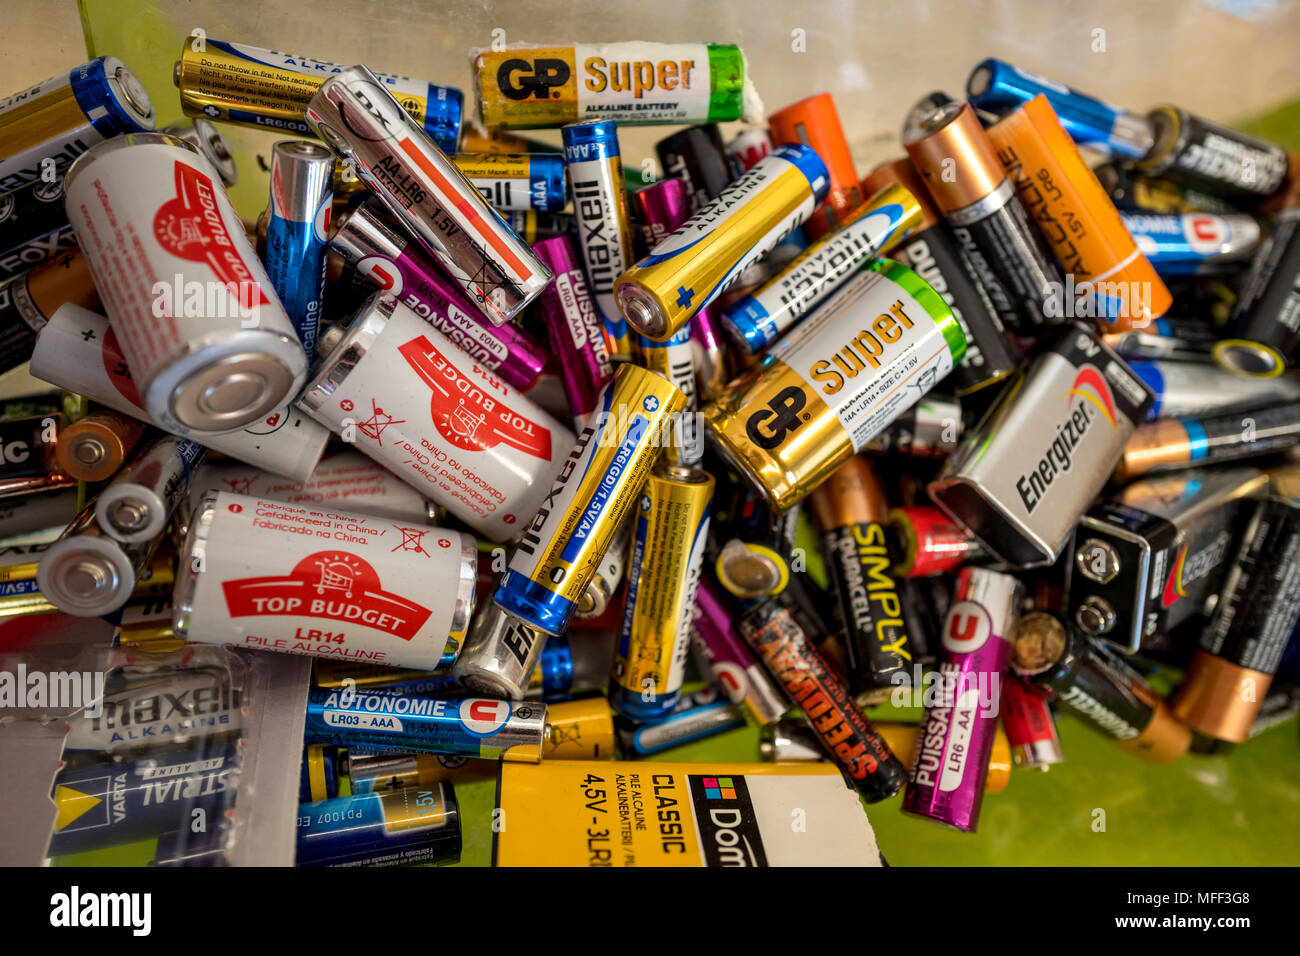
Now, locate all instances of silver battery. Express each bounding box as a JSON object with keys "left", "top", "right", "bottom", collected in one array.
[
  {"left": 576, "top": 513, "right": 631, "bottom": 618},
  {"left": 36, "top": 499, "right": 161, "bottom": 616},
  {"left": 161, "top": 118, "right": 237, "bottom": 186},
  {"left": 305, "top": 66, "right": 551, "bottom": 326},
  {"left": 929, "top": 324, "right": 1154, "bottom": 567},
  {"left": 96, "top": 435, "right": 206, "bottom": 544},
  {"left": 451, "top": 603, "right": 548, "bottom": 701},
  {"left": 0, "top": 488, "right": 79, "bottom": 540}
]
